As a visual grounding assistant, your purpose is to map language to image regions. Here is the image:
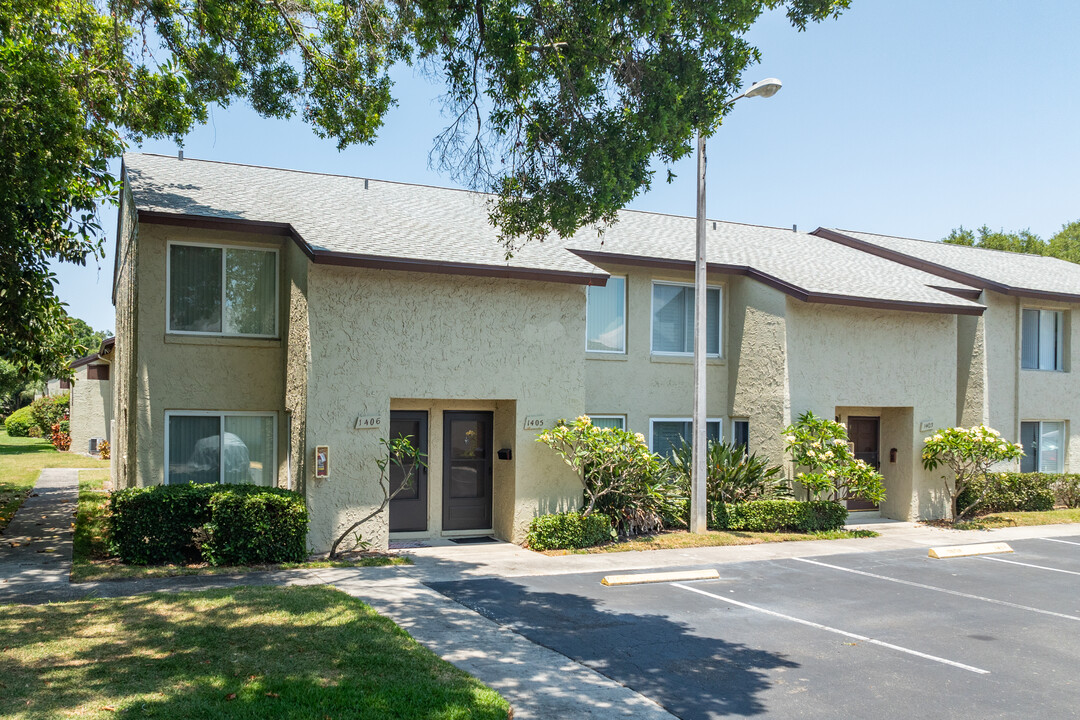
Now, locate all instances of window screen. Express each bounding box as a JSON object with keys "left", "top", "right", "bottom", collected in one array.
[
  {"left": 1021, "top": 309, "right": 1064, "bottom": 371},
  {"left": 167, "top": 413, "right": 275, "bottom": 485},
  {"left": 651, "top": 284, "right": 720, "bottom": 355},
  {"left": 651, "top": 419, "right": 721, "bottom": 458},
  {"left": 586, "top": 278, "right": 626, "bottom": 352},
  {"left": 169, "top": 244, "right": 277, "bottom": 336}
]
